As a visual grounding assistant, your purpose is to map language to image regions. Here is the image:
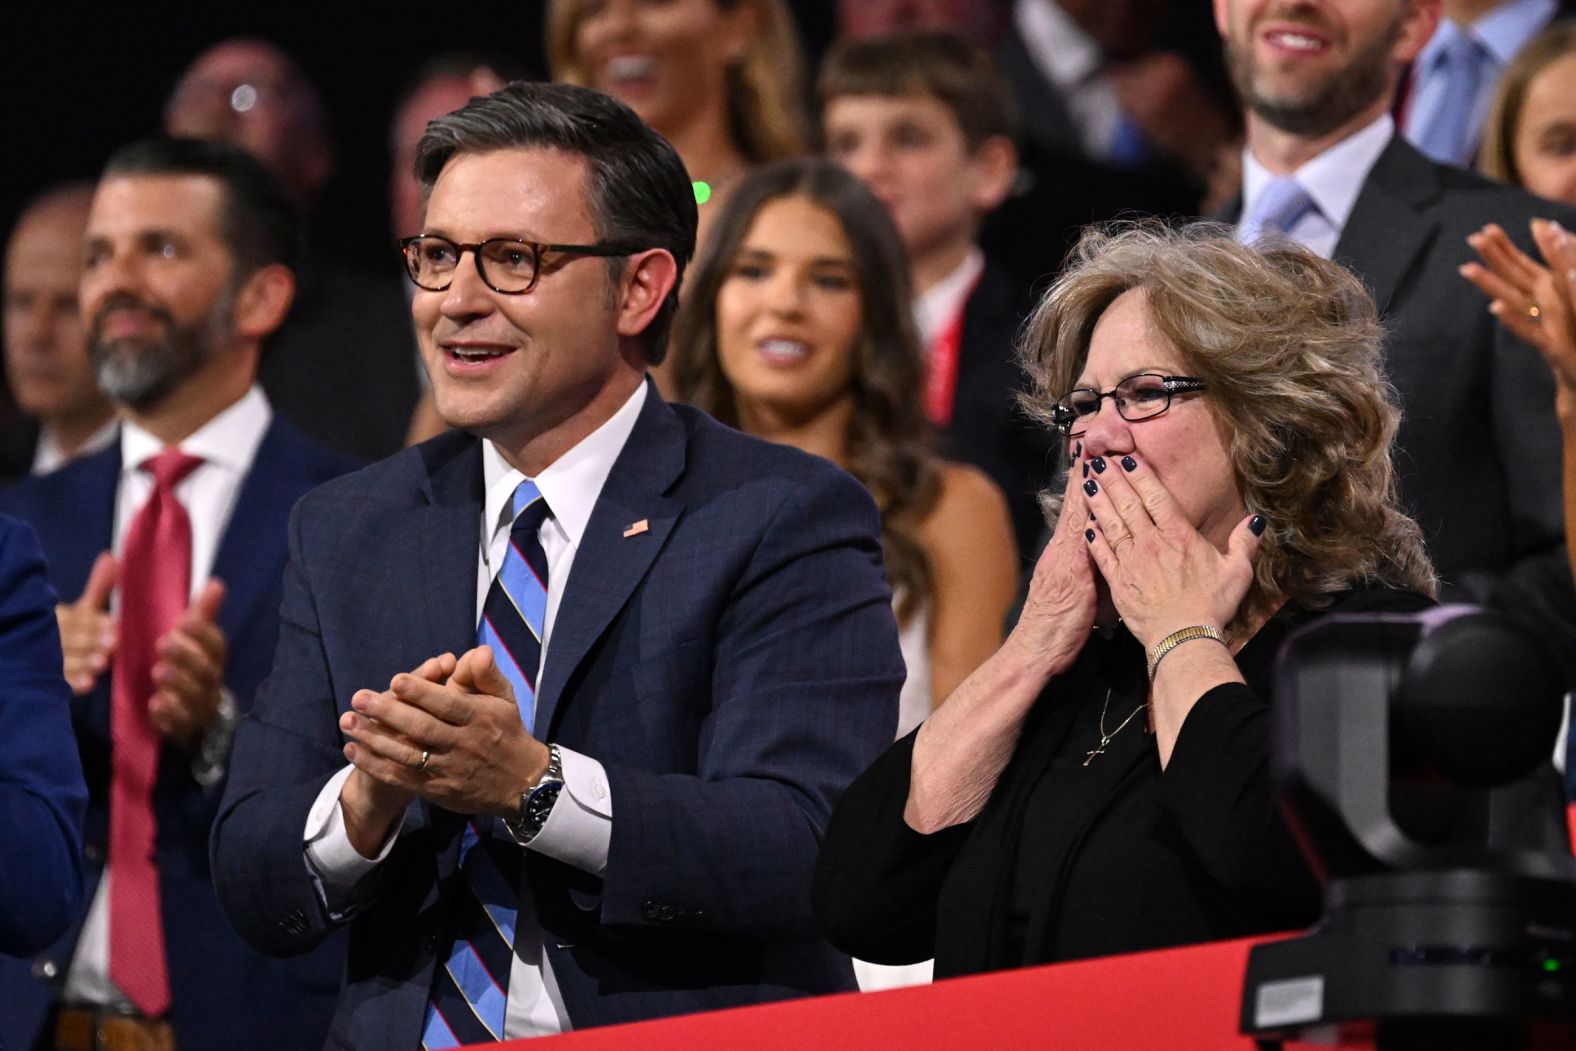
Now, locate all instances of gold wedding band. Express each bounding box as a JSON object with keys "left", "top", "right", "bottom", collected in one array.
[
  {"left": 1528, "top": 301, "right": 1543, "bottom": 321},
  {"left": 417, "top": 749, "right": 431, "bottom": 771},
  {"left": 1110, "top": 533, "right": 1134, "bottom": 552}
]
